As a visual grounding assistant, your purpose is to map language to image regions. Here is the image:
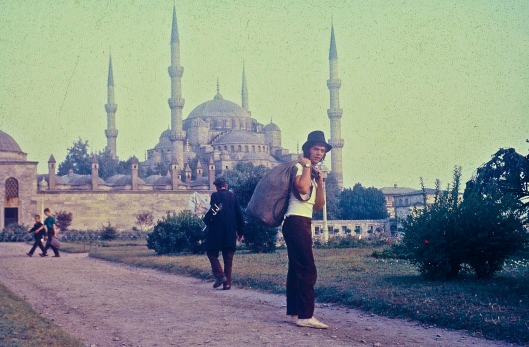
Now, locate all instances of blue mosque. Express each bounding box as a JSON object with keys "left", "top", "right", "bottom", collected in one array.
[{"left": 103, "top": 6, "right": 345, "bottom": 188}]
